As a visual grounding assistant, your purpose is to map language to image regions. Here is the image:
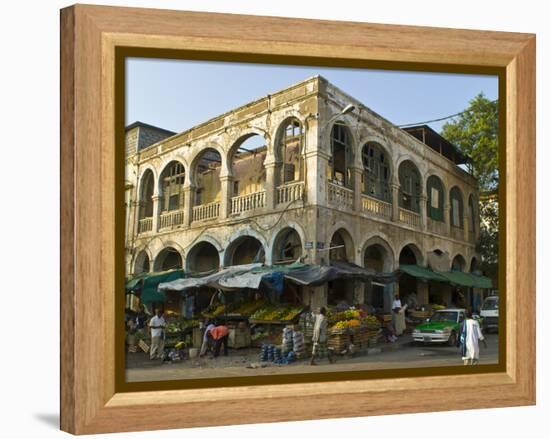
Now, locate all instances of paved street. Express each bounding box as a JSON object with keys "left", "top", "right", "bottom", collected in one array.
[{"left": 126, "top": 333, "right": 499, "bottom": 382}]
